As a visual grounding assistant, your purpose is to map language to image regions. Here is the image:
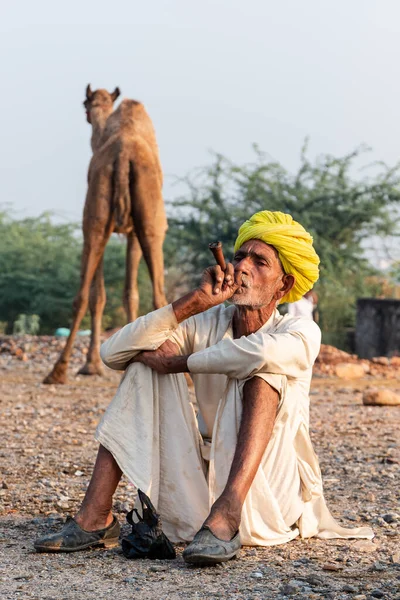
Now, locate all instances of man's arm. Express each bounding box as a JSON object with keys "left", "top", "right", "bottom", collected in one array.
[
  {"left": 100, "top": 262, "right": 240, "bottom": 371},
  {"left": 171, "top": 261, "right": 239, "bottom": 323},
  {"left": 100, "top": 305, "right": 181, "bottom": 370},
  {"left": 186, "top": 320, "right": 322, "bottom": 380},
  {"left": 132, "top": 262, "right": 241, "bottom": 374}
]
